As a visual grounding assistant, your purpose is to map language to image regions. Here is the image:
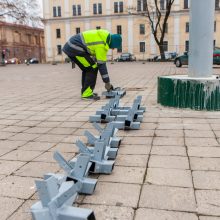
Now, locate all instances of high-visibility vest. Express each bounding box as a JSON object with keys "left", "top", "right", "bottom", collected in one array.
[{"left": 81, "top": 29, "right": 110, "bottom": 64}]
